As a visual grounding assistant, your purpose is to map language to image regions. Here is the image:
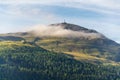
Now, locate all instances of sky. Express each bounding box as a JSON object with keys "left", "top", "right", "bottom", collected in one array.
[{"left": 0, "top": 0, "right": 120, "bottom": 43}]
